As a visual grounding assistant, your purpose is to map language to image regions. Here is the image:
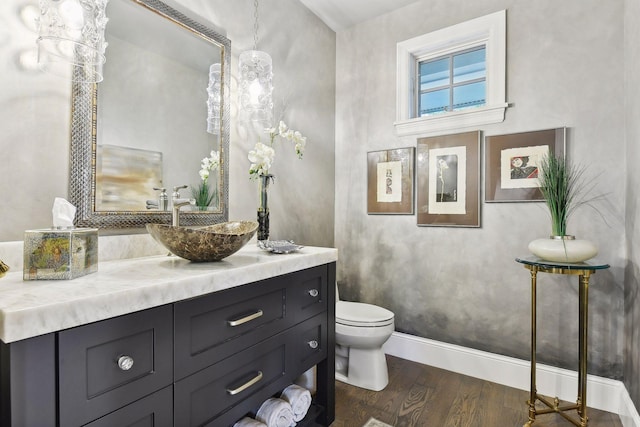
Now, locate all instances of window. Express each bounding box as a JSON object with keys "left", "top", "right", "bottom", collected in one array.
[
  {"left": 419, "top": 47, "right": 486, "bottom": 115},
  {"left": 396, "top": 10, "right": 507, "bottom": 137}
]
